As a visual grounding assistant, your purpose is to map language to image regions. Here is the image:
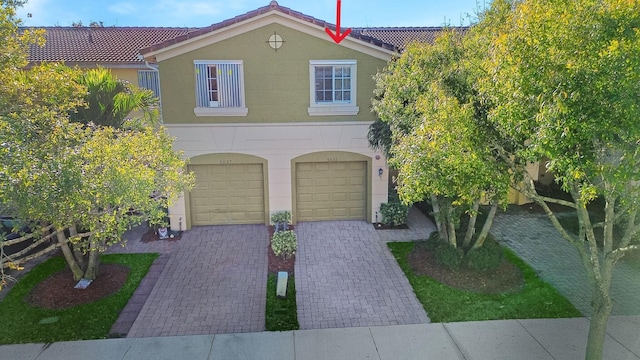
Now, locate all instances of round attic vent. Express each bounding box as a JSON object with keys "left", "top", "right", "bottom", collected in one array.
[{"left": 268, "top": 32, "right": 284, "bottom": 50}]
